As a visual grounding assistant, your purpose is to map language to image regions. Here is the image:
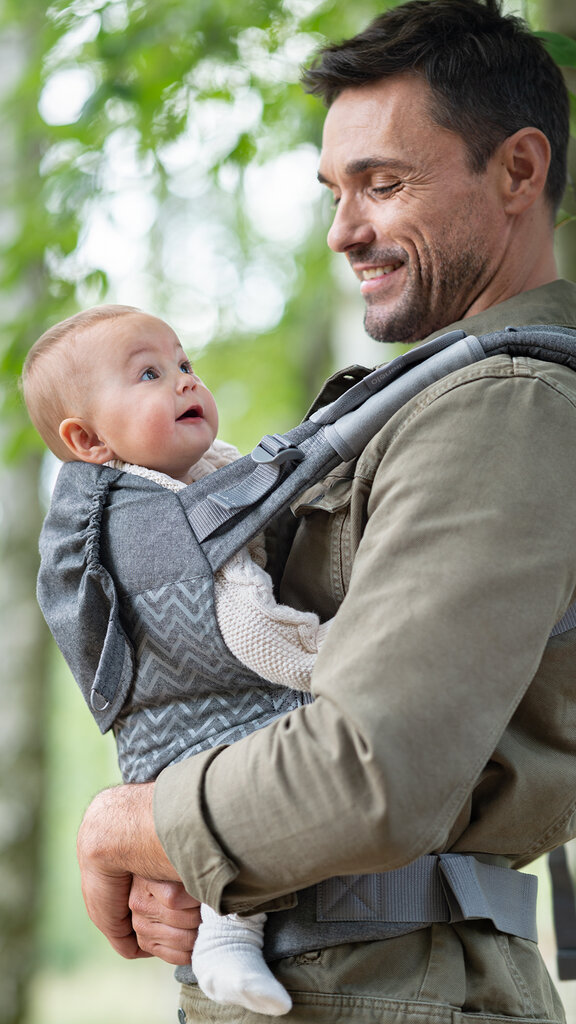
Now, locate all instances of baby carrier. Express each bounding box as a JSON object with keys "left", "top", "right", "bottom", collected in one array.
[{"left": 37, "top": 323, "right": 576, "bottom": 974}]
